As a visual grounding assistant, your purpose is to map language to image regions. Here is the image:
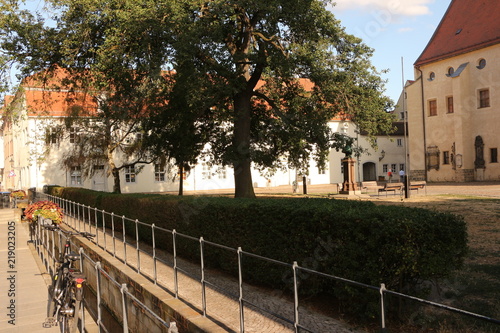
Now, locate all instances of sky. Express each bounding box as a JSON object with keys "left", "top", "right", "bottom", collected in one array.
[
  {"left": 330, "top": 0, "right": 452, "bottom": 103},
  {"left": 11, "top": 0, "right": 452, "bottom": 104}
]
